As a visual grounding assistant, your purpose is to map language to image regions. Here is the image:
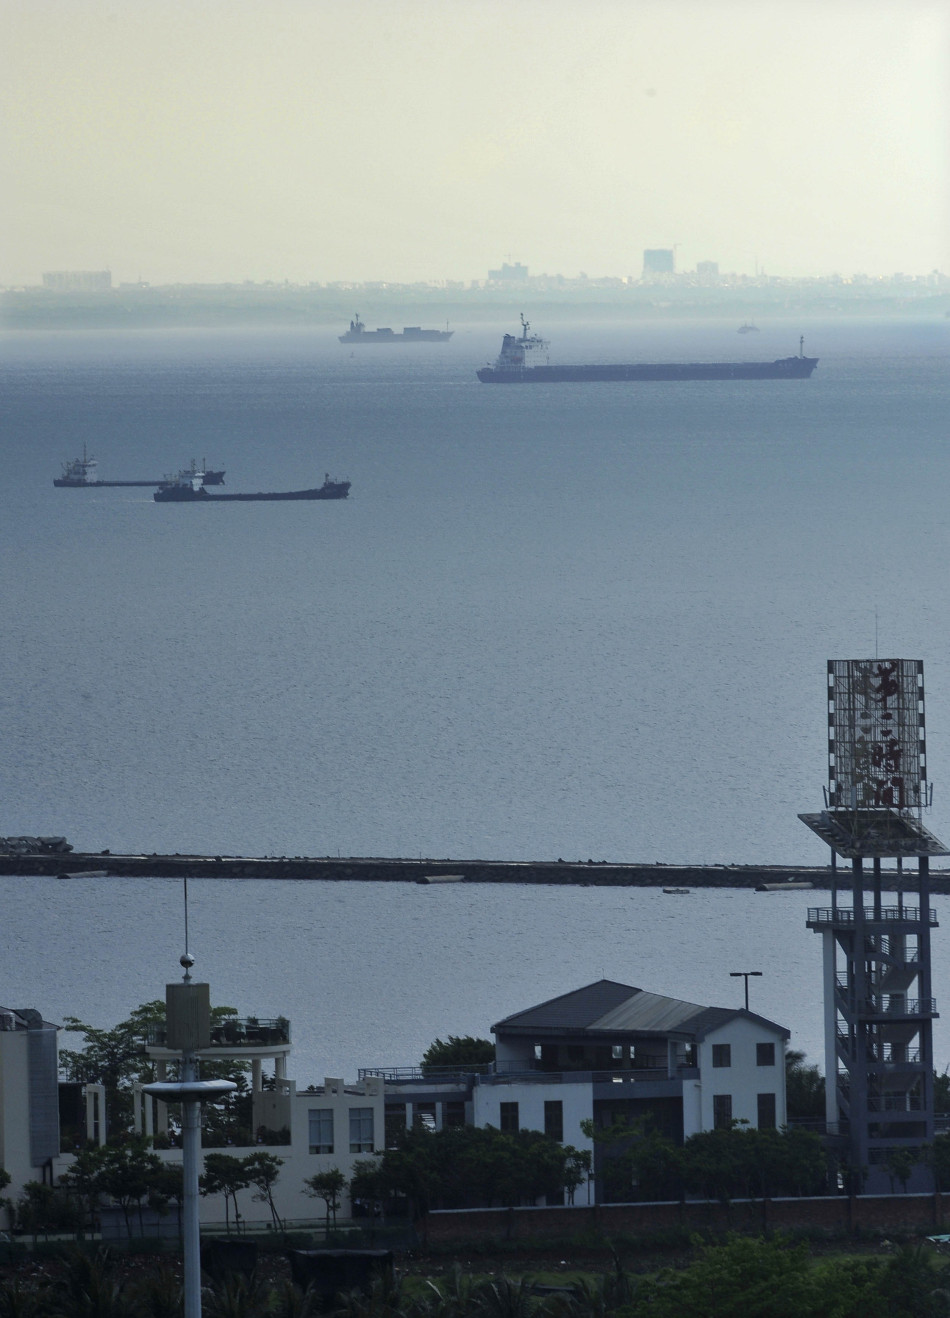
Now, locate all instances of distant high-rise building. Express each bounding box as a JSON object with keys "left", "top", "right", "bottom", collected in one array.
[
  {"left": 487, "top": 262, "right": 528, "bottom": 282},
  {"left": 42, "top": 270, "right": 112, "bottom": 292},
  {"left": 696, "top": 261, "right": 719, "bottom": 278},
  {"left": 642, "top": 249, "right": 674, "bottom": 276}
]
